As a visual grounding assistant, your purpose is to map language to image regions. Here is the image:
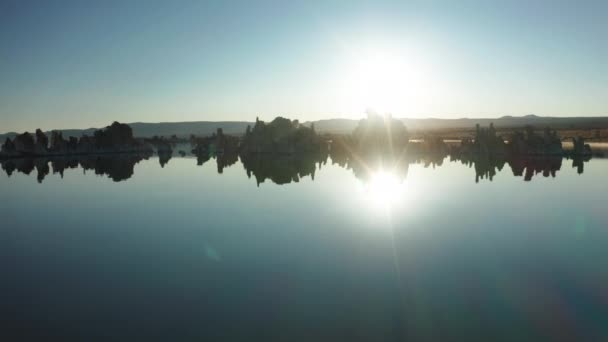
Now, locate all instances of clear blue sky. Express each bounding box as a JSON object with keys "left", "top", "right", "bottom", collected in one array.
[{"left": 1, "top": 0, "right": 606, "bottom": 132}]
